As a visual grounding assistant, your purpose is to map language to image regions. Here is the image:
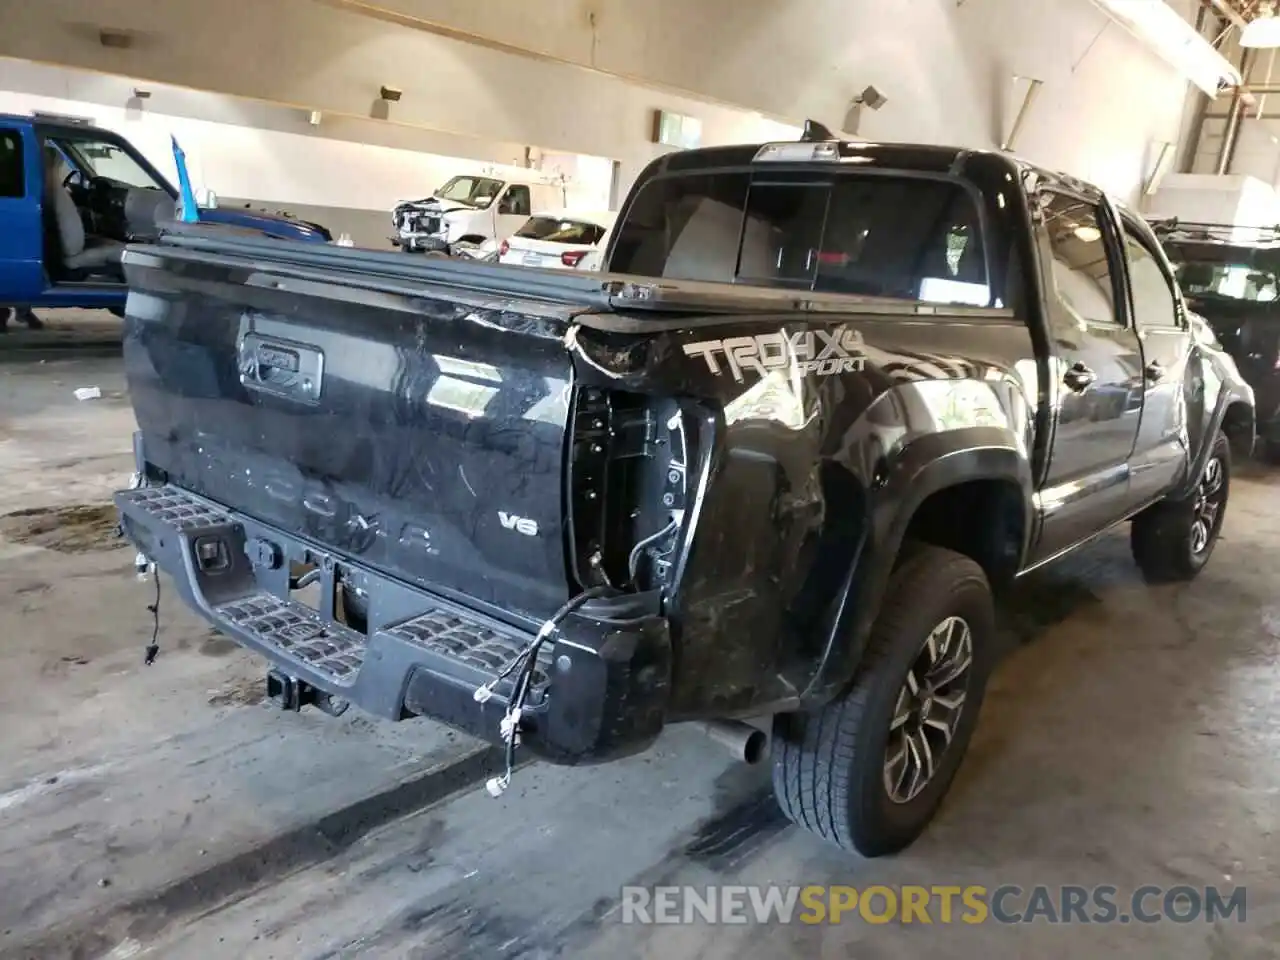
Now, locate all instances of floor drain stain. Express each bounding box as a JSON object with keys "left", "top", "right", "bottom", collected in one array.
[{"left": 0, "top": 503, "right": 122, "bottom": 553}]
